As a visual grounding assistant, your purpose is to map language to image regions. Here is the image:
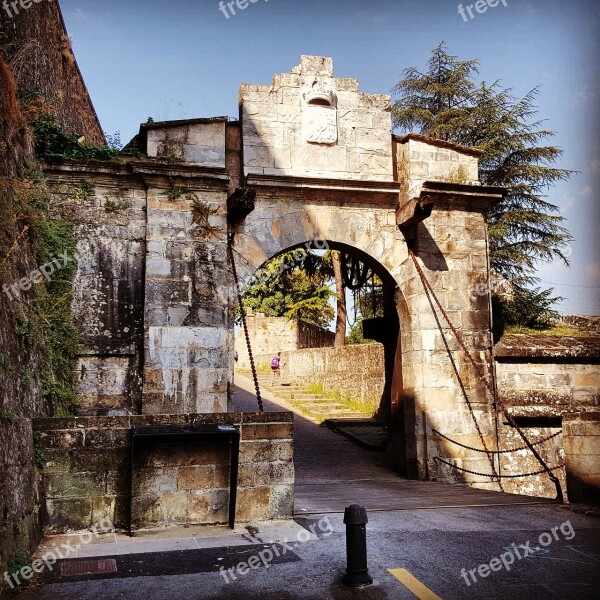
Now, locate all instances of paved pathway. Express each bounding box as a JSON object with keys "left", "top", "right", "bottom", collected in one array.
[
  {"left": 232, "top": 374, "right": 394, "bottom": 484},
  {"left": 232, "top": 375, "right": 552, "bottom": 514}
]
